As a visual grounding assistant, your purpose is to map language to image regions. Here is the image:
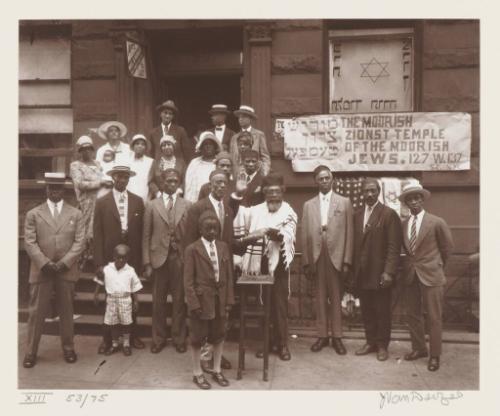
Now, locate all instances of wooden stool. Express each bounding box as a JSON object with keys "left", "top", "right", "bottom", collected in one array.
[{"left": 236, "top": 283, "right": 272, "bottom": 381}]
